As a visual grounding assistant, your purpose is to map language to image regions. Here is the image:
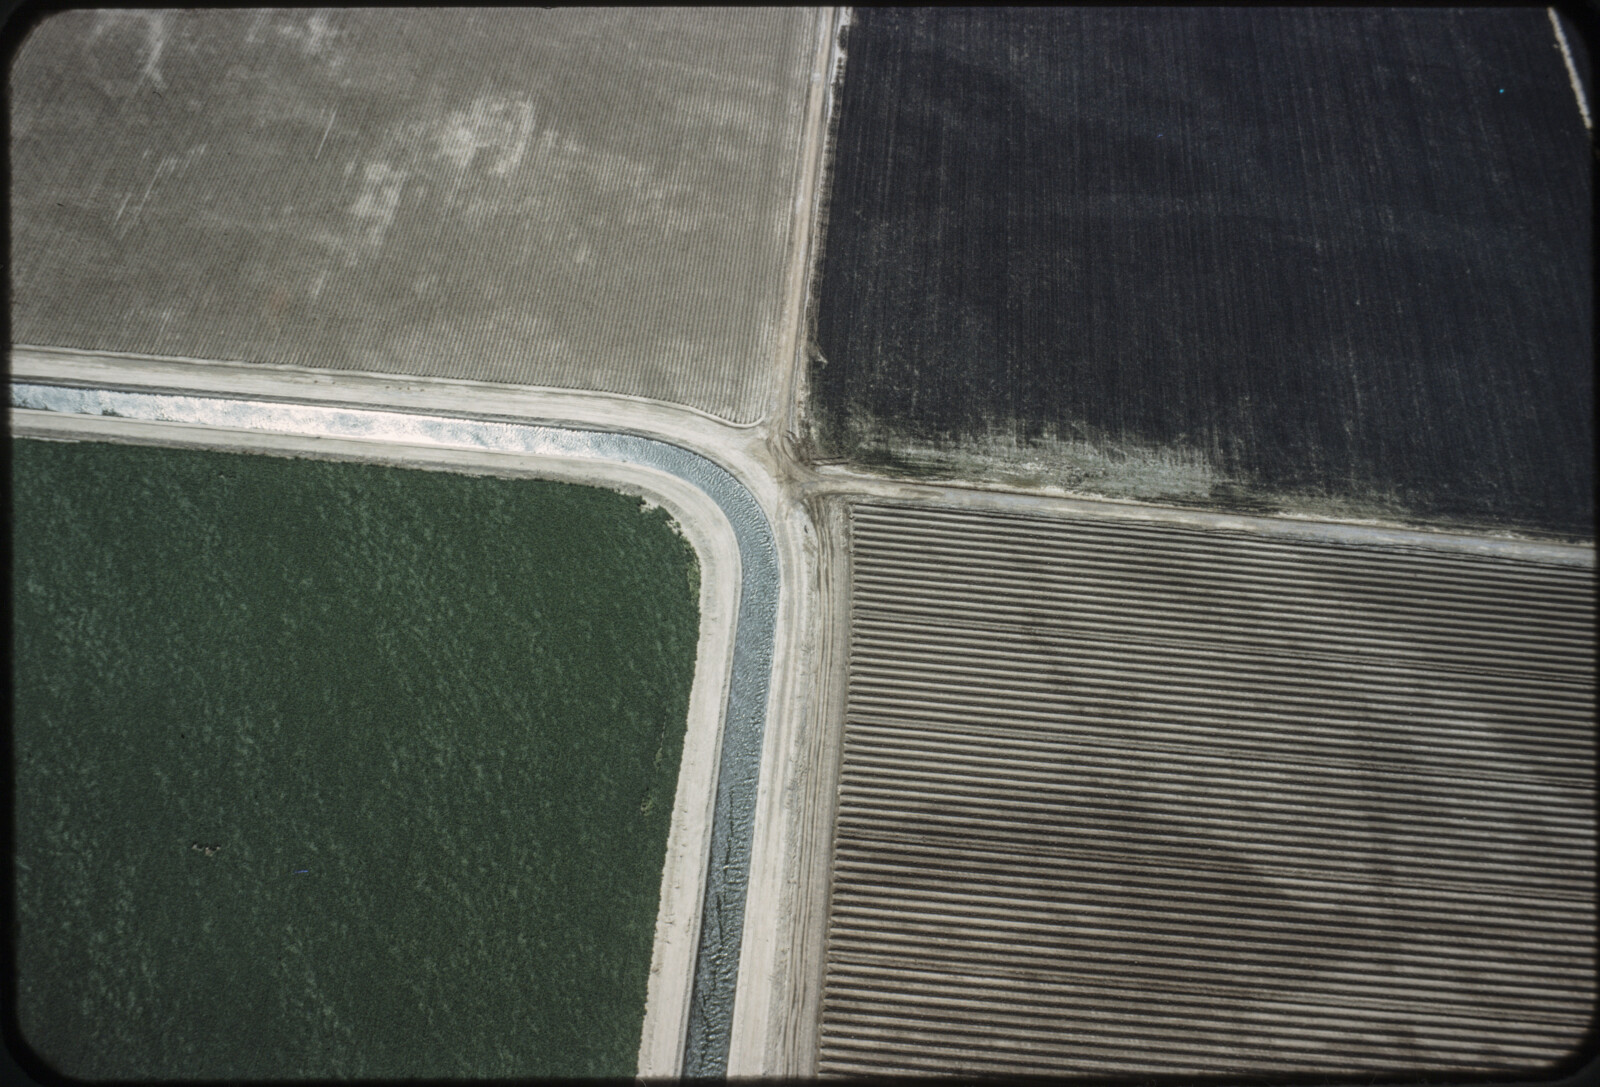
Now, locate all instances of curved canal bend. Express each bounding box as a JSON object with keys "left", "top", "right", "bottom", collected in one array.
[{"left": 10, "top": 381, "right": 778, "bottom": 1077}]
